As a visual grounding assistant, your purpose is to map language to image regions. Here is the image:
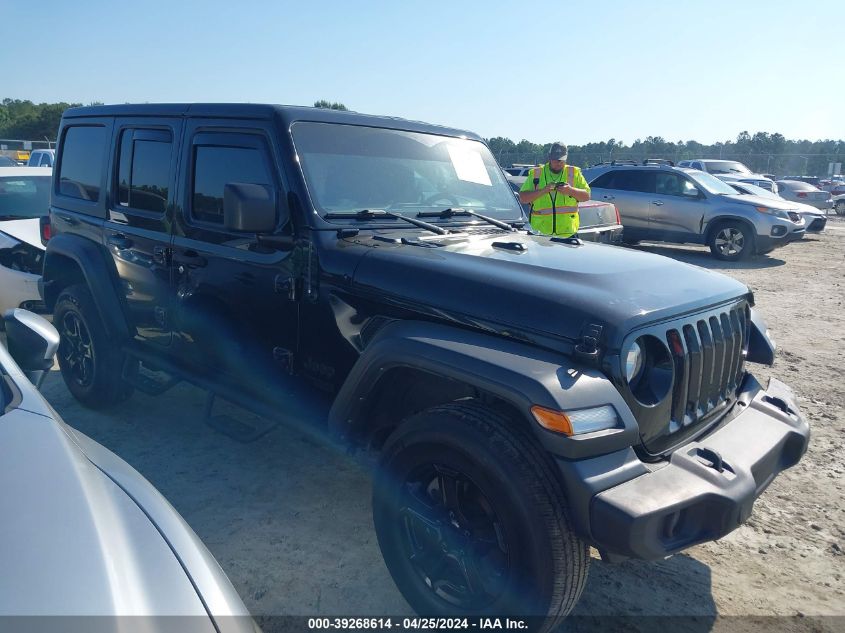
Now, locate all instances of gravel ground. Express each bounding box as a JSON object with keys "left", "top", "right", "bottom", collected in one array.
[{"left": 31, "top": 218, "right": 845, "bottom": 630}]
